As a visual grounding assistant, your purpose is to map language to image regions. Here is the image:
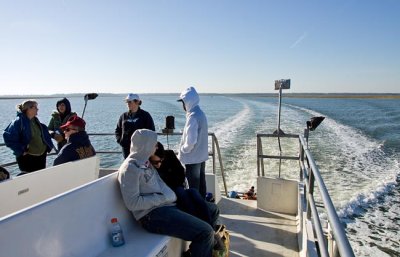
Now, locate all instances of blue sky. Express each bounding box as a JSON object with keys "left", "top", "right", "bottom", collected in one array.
[{"left": 0, "top": 0, "right": 399, "bottom": 95}]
